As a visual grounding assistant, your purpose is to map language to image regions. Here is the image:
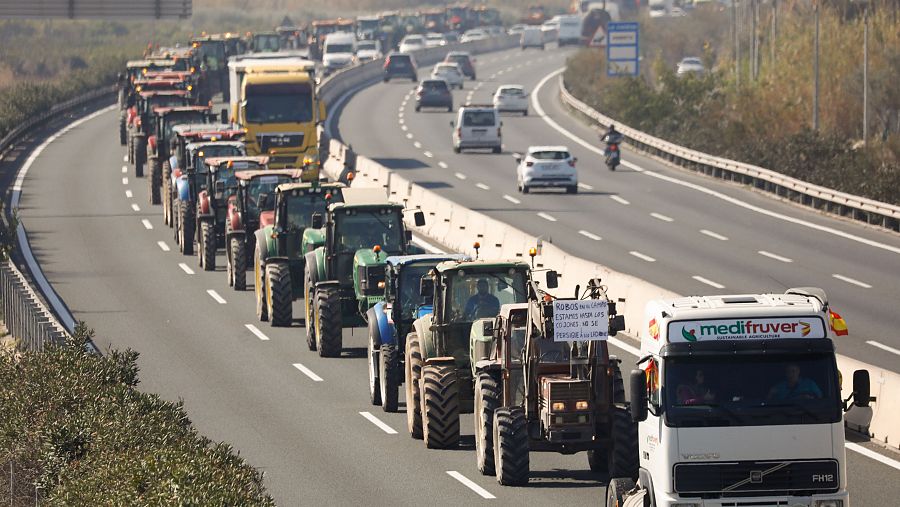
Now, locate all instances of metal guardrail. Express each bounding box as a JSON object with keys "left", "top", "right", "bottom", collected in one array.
[
  {"left": 1, "top": 261, "right": 69, "bottom": 351},
  {"left": 558, "top": 77, "right": 900, "bottom": 233}
]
